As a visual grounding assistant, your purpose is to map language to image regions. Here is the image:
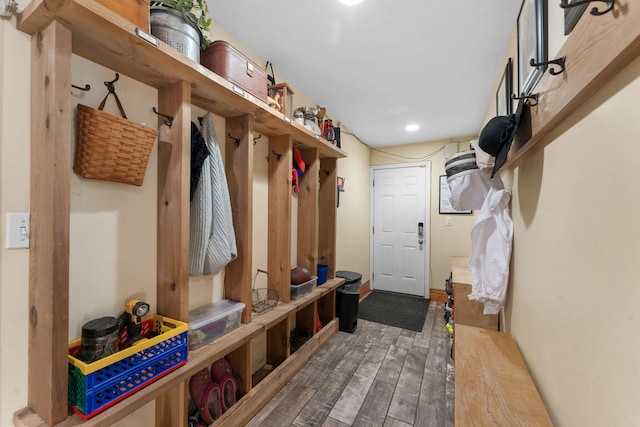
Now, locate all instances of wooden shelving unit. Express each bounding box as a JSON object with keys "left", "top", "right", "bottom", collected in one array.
[
  {"left": 14, "top": 1, "right": 346, "bottom": 426},
  {"left": 504, "top": 2, "right": 640, "bottom": 171}
]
